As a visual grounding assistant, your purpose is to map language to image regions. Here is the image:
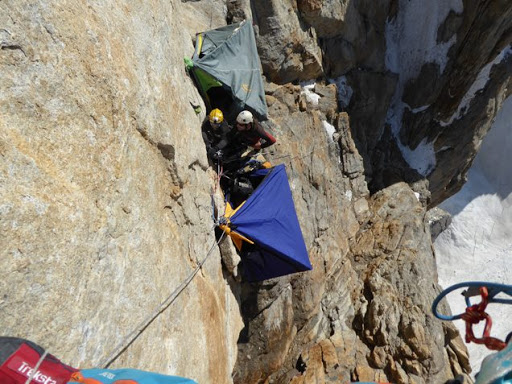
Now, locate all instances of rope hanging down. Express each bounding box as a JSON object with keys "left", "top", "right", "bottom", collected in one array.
[
  {"left": 99, "top": 231, "right": 226, "bottom": 368},
  {"left": 219, "top": 126, "right": 342, "bottom": 167},
  {"left": 269, "top": 139, "right": 340, "bottom": 164}
]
